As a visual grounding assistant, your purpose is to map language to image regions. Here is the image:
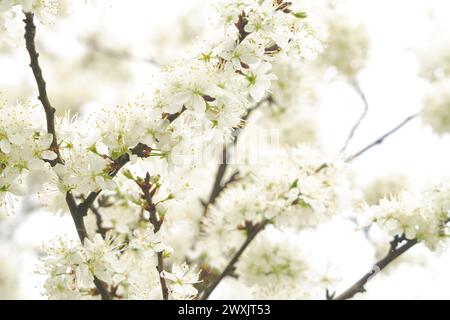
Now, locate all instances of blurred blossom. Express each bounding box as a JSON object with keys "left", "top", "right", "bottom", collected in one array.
[
  {"left": 0, "top": 248, "right": 19, "bottom": 299},
  {"left": 318, "top": 17, "right": 370, "bottom": 79},
  {"left": 363, "top": 174, "right": 409, "bottom": 206},
  {"left": 421, "top": 80, "right": 450, "bottom": 136}
]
